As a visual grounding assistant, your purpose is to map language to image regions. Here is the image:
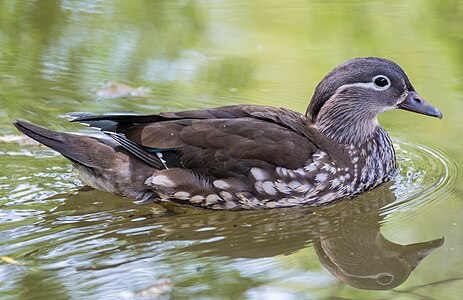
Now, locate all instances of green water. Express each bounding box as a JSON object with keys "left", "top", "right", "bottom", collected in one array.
[{"left": 1, "top": 1, "right": 463, "bottom": 299}]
